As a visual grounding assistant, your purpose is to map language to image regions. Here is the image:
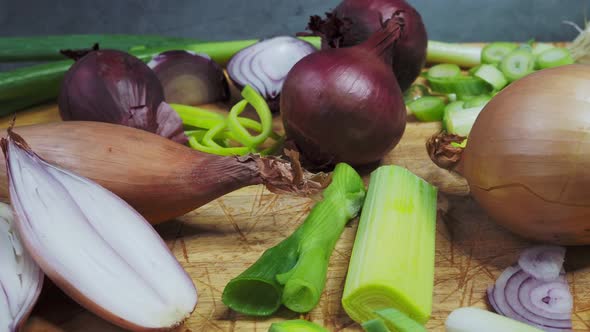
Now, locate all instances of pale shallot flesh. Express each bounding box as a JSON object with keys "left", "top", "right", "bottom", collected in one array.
[
  {"left": 2, "top": 129, "right": 197, "bottom": 331},
  {"left": 0, "top": 202, "right": 43, "bottom": 332}
]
